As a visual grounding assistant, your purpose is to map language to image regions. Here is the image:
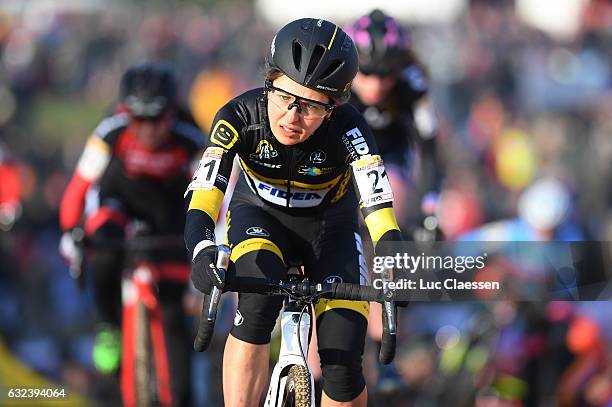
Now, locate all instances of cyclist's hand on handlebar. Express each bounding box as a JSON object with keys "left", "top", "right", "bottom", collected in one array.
[
  {"left": 191, "top": 245, "right": 225, "bottom": 294},
  {"left": 59, "top": 227, "right": 84, "bottom": 271}
]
